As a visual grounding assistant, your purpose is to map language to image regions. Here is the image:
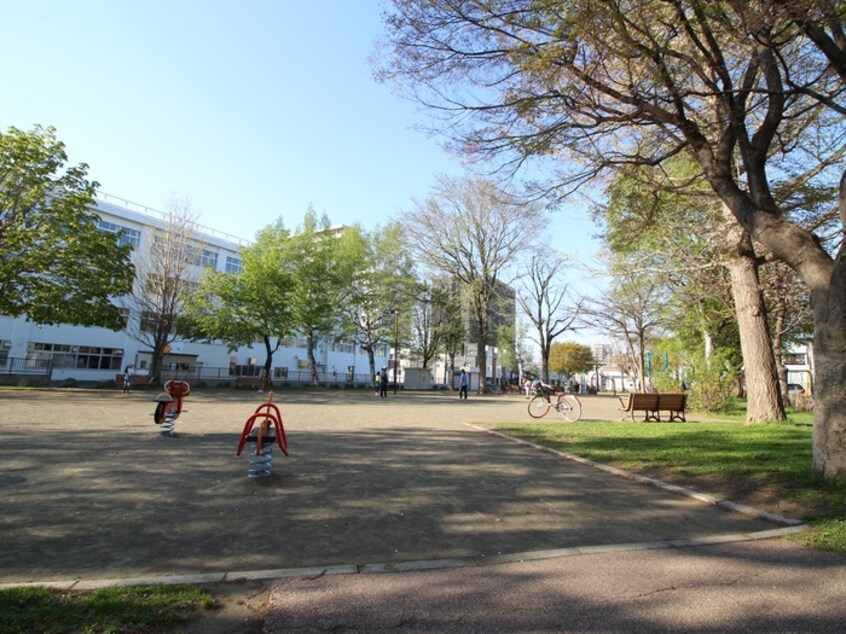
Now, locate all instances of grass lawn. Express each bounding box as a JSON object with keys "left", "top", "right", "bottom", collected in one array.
[
  {"left": 496, "top": 407, "right": 846, "bottom": 556},
  {"left": 0, "top": 584, "right": 214, "bottom": 634}
]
